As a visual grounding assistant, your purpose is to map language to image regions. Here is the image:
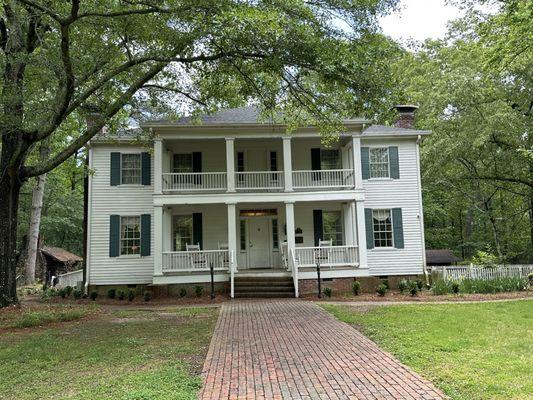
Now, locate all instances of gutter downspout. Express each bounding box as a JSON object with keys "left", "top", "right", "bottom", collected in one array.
[
  {"left": 415, "top": 134, "right": 429, "bottom": 286},
  {"left": 84, "top": 146, "right": 93, "bottom": 294}
]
